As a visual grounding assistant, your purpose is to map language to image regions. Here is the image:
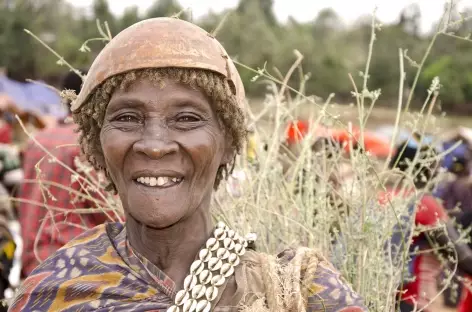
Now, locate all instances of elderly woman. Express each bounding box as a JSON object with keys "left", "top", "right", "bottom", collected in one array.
[{"left": 9, "top": 18, "right": 367, "bottom": 312}]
